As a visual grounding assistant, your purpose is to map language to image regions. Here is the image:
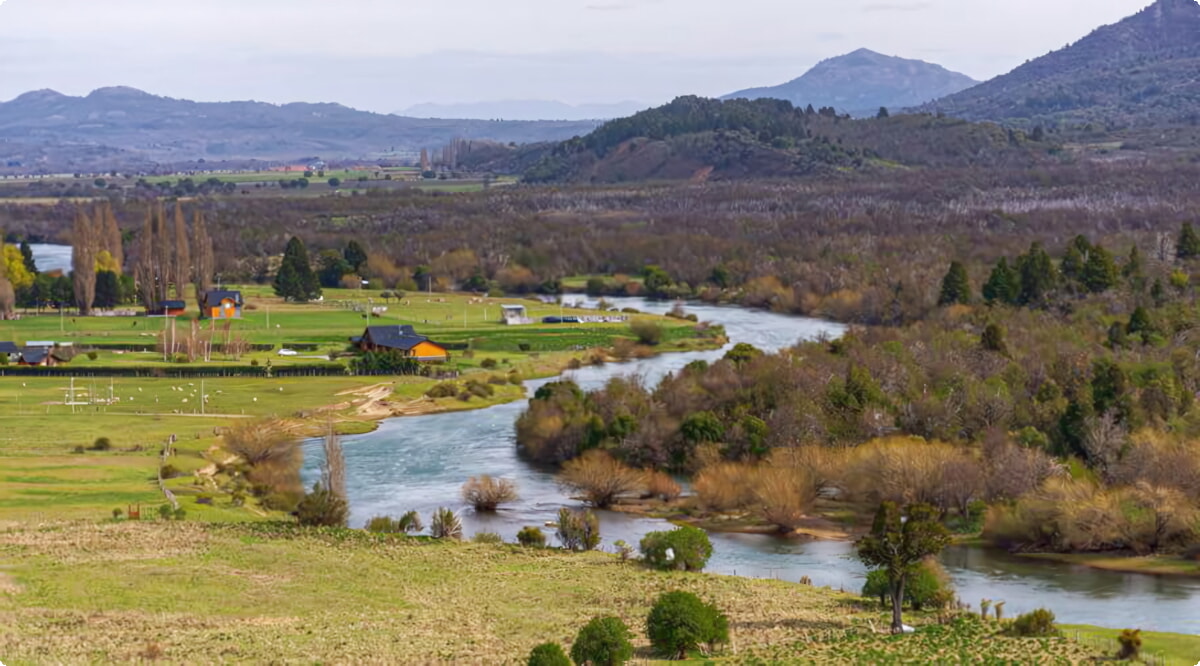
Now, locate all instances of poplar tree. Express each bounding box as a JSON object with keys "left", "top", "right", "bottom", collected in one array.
[
  {"left": 172, "top": 202, "right": 191, "bottom": 300},
  {"left": 192, "top": 209, "right": 214, "bottom": 307},
  {"left": 71, "top": 208, "right": 98, "bottom": 315}
]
